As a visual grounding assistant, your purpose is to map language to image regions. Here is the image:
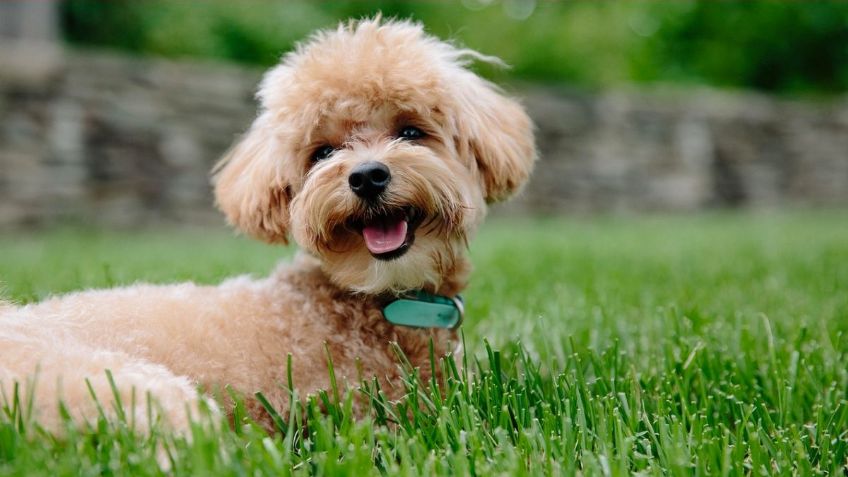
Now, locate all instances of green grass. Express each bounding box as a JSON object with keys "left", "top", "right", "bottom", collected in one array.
[{"left": 1, "top": 211, "right": 847, "bottom": 475}]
